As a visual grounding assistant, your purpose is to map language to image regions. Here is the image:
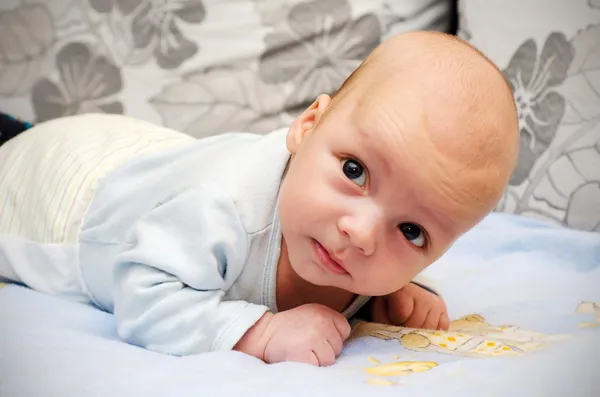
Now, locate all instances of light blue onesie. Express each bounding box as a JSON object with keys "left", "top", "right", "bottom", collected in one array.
[{"left": 0, "top": 114, "right": 376, "bottom": 356}]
